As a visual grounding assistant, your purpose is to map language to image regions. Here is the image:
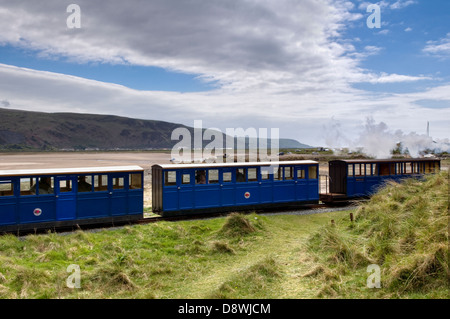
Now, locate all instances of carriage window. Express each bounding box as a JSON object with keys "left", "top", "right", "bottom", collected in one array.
[
  {"left": 195, "top": 170, "right": 206, "bottom": 184},
  {"left": 308, "top": 166, "right": 317, "bottom": 179},
  {"left": 77, "top": 175, "right": 92, "bottom": 192},
  {"left": 412, "top": 162, "right": 419, "bottom": 174},
  {"left": 236, "top": 168, "right": 246, "bottom": 182},
  {"left": 372, "top": 164, "right": 377, "bottom": 176},
  {"left": 60, "top": 179, "right": 73, "bottom": 193},
  {"left": 113, "top": 177, "right": 124, "bottom": 190},
  {"left": 434, "top": 161, "right": 439, "bottom": 172},
  {"left": 424, "top": 162, "right": 436, "bottom": 174},
  {"left": 348, "top": 165, "right": 353, "bottom": 177},
  {"left": 0, "top": 180, "right": 13, "bottom": 196},
  {"left": 182, "top": 173, "right": 191, "bottom": 185},
  {"left": 417, "top": 162, "right": 422, "bottom": 174},
  {"left": 354, "top": 164, "right": 362, "bottom": 176},
  {"left": 275, "top": 167, "right": 283, "bottom": 181},
  {"left": 405, "top": 162, "right": 412, "bottom": 174},
  {"left": 208, "top": 169, "right": 219, "bottom": 184},
  {"left": 426, "top": 162, "right": 438, "bottom": 173},
  {"left": 261, "top": 168, "right": 271, "bottom": 180},
  {"left": 20, "top": 177, "right": 54, "bottom": 195},
  {"left": 164, "top": 171, "right": 177, "bottom": 186},
  {"left": 248, "top": 168, "right": 258, "bottom": 182},
  {"left": 395, "top": 163, "right": 401, "bottom": 175},
  {"left": 20, "top": 178, "right": 36, "bottom": 196},
  {"left": 284, "top": 167, "right": 293, "bottom": 180},
  {"left": 129, "top": 173, "right": 142, "bottom": 189},
  {"left": 37, "top": 177, "right": 53, "bottom": 195},
  {"left": 94, "top": 175, "right": 108, "bottom": 191},
  {"left": 297, "top": 169, "right": 306, "bottom": 179},
  {"left": 223, "top": 172, "right": 232, "bottom": 183},
  {"left": 365, "top": 164, "right": 370, "bottom": 175}
]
